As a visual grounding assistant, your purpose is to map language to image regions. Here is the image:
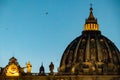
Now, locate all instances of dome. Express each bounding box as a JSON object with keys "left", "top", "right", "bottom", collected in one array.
[{"left": 58, "top": 7, "right": 120, "bottom": 75}]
